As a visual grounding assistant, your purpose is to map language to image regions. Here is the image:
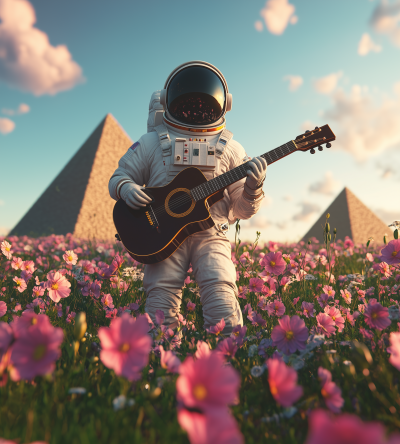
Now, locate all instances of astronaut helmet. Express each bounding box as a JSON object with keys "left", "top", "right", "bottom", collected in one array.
[{"left": 160, "top": 61, "right": 232, "bottom": 131}]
